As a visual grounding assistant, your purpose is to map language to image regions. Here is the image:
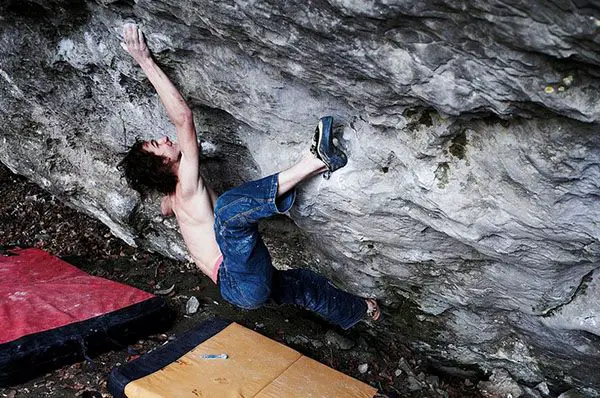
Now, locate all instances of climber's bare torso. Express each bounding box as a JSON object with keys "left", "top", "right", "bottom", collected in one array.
[{"left": 160, "top": 177, "right": 222, "bottom": 283}]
